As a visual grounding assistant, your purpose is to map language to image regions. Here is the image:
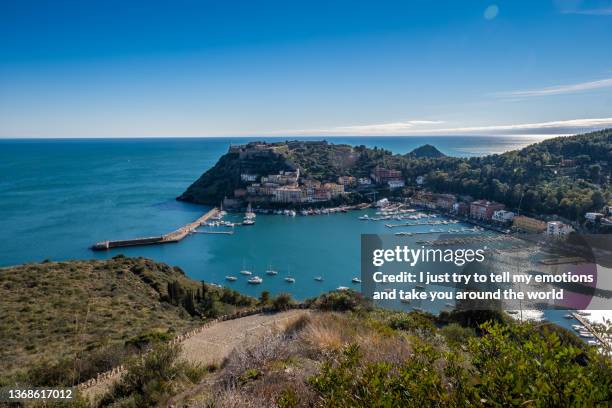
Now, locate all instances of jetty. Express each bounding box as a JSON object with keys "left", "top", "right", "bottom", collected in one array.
[
  {"left": 385, "top": 220, "right": 458, "bottom": 228},
  {"left": 91, "top": 208, "right": 219, "bottom": 251},
  {"left": 572, "top": 312, "right": 610, "bottom": 348}
]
